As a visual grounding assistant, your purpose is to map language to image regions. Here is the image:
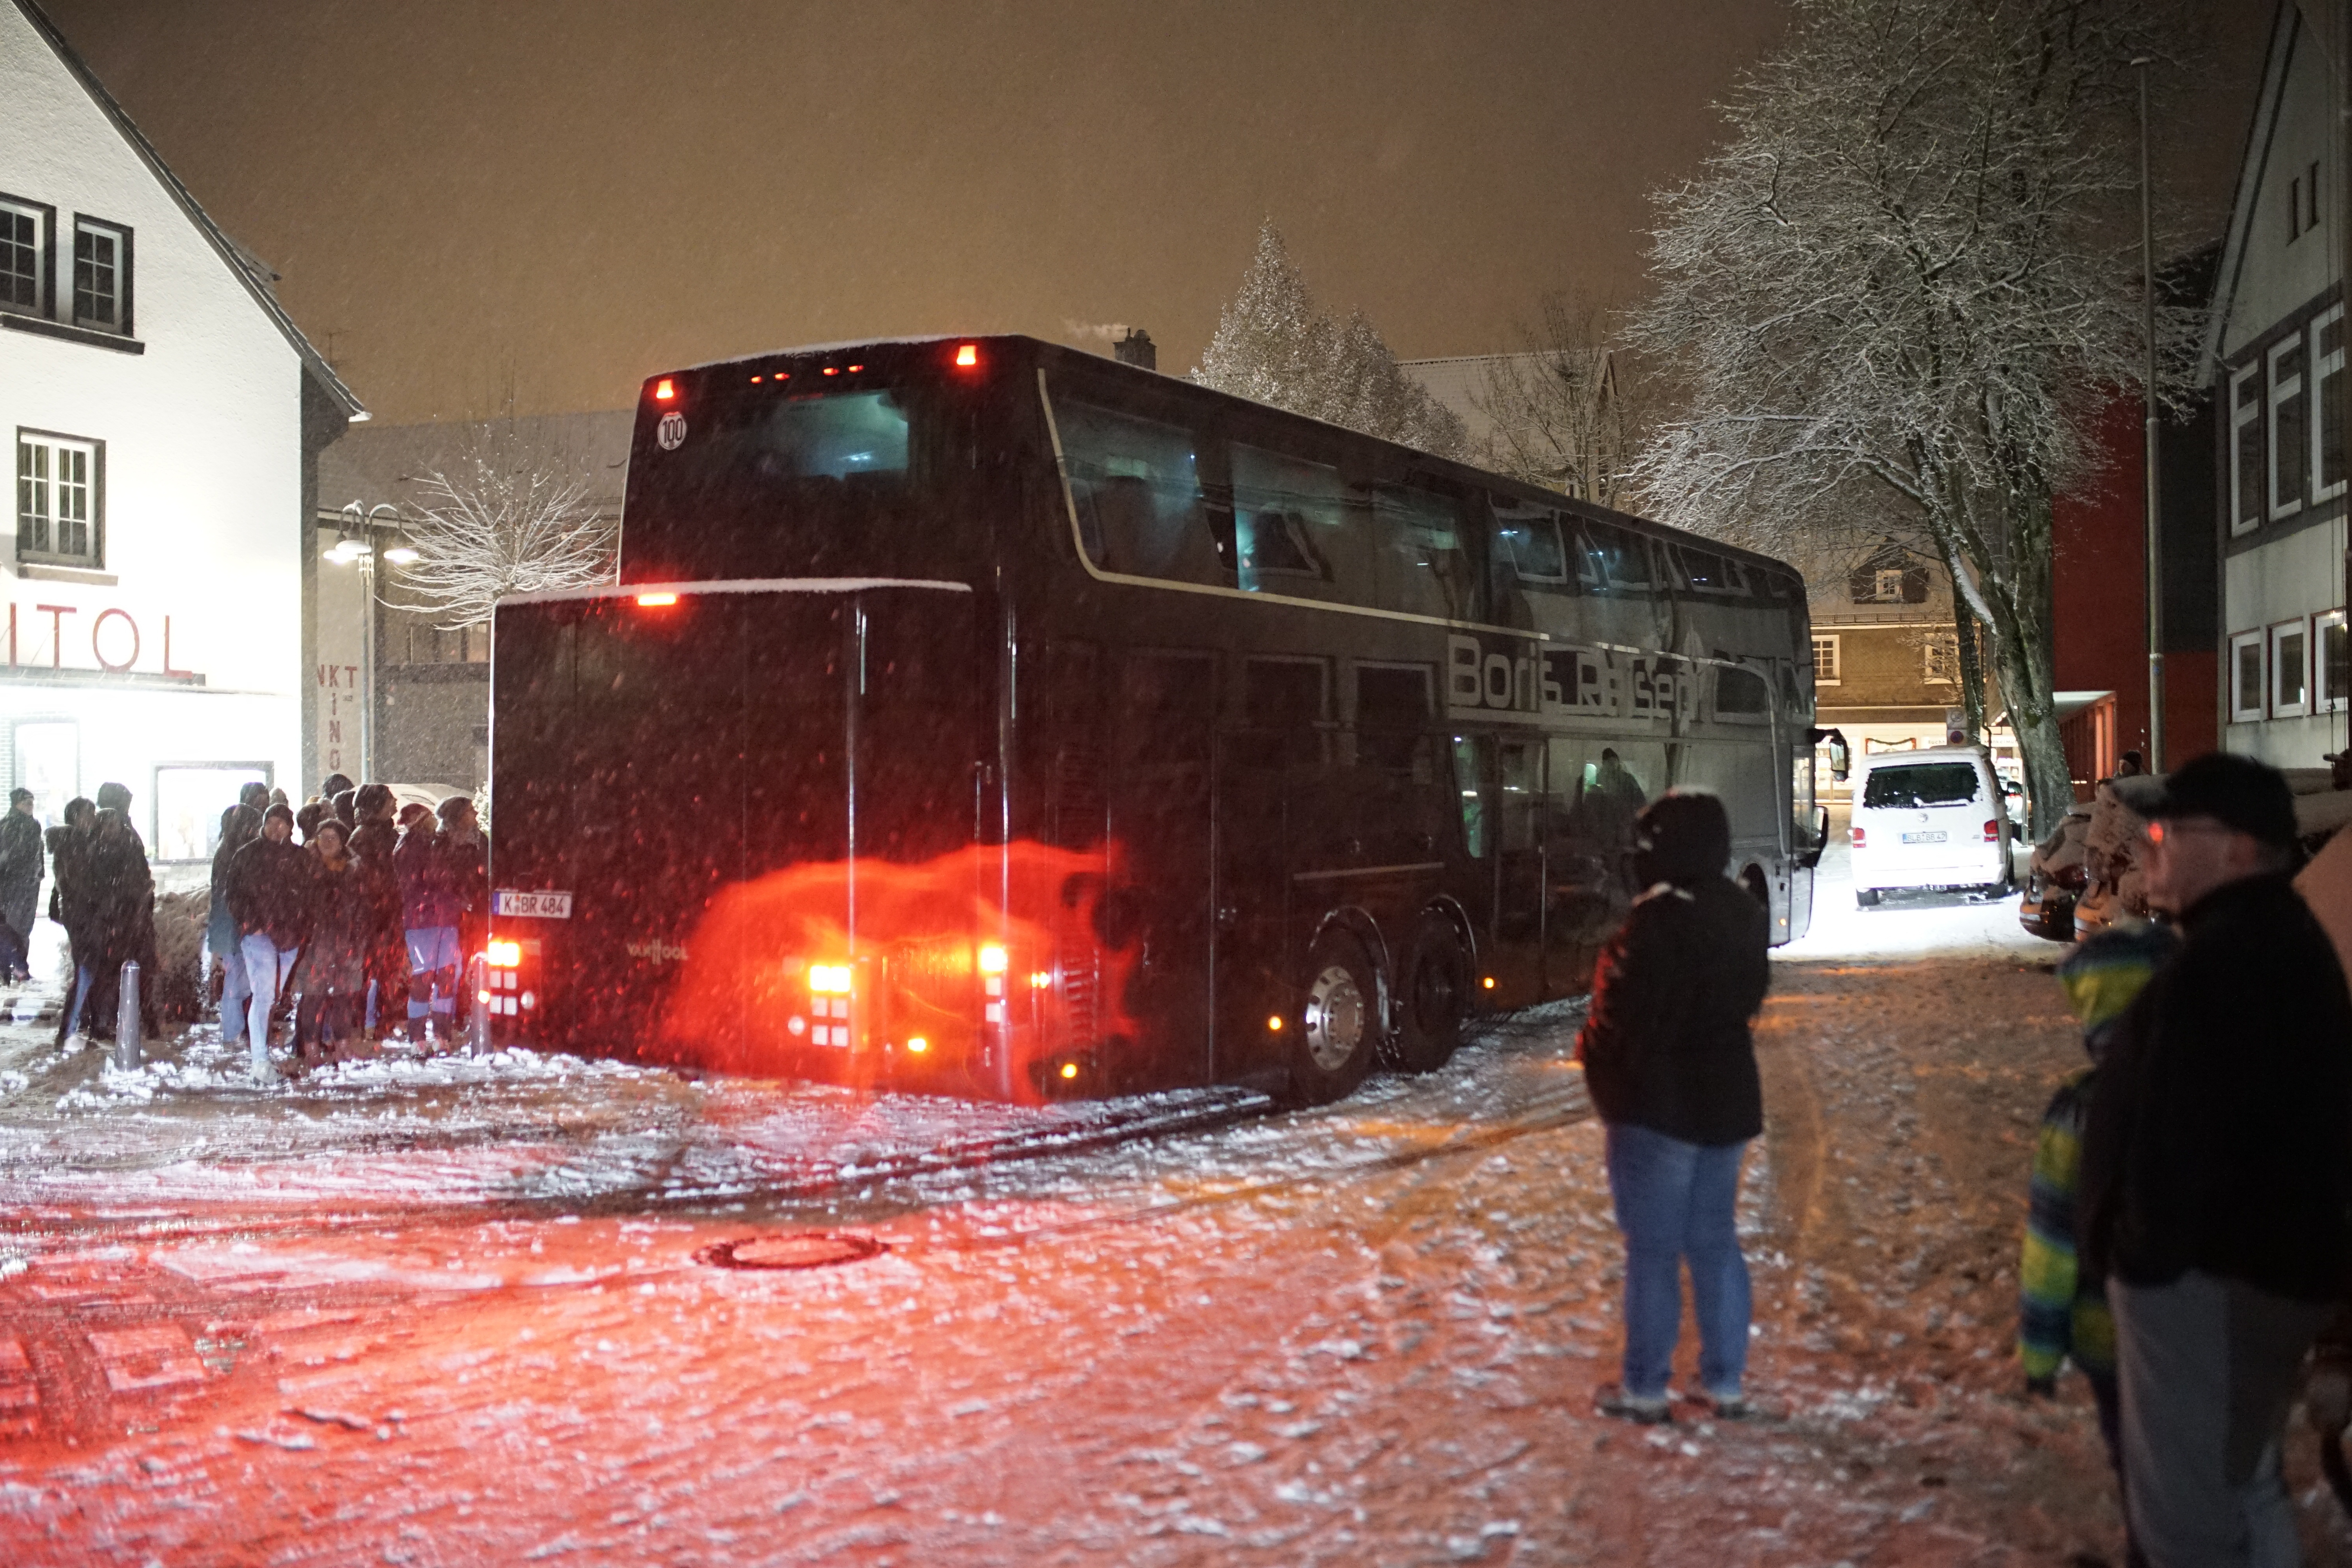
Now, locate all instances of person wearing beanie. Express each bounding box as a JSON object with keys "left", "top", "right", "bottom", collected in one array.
[
  {"left": 225, "top": 802, "right": 311, "bottom": 1081},
  {"left": 293, "top": 818, "right": 371, "bottom": 1065},
  {"left": 394, "top": 802, "right": 461, "bottom": 1043},
  {"left": 81, "top": 805, "right": 156, "bottom": 1041},
  {"left": 207, "top": 802, "right": 264, "bottom": 1044},
  {"left": 1575, "top": 790, "right": 1771, "bottom": 1424},
  {"left": 2080, "top": 752, "right": 2352, "bottom": 1561},
  {"left": 0, "top": 787, "right": 42, "bottom": 984},
  {"left": 348, "top": 784, "right": 408, "bottom": 1039},
  {"left": 438, "top": 796, "right": 489, "bottom": 1019},
  {"left": 47, "top": 798, "right": 98, "bottom": 1044}
]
